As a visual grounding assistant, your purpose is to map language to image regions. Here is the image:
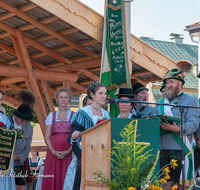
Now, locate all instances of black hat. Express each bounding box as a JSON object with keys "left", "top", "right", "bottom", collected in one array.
[
  {"left": 160, "top": 82, "right": 166, "bottom": 92},
  {"left": 132, "top": 83, "right": 148, "bottom": 94},
  {"left": 115, "top": 88, "right": 135, "bottom": 99},
  {"left": 14, "top": 103, "right": 32, "bottom": 121},
  {"left": 163, "top": 68, "right": 185, "bottom": 84}
]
